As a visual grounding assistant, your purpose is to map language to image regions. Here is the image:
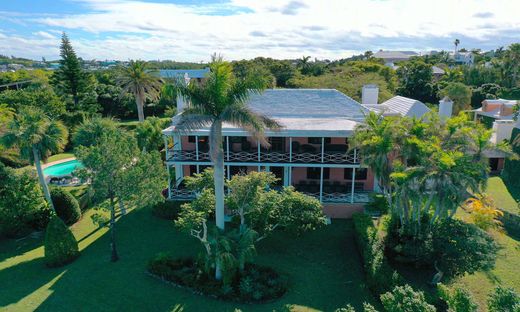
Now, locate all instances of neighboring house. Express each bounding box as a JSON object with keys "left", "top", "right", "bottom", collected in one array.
[
  {"left": 449, "top": 51, "right": 474, "bottom": 65},
  {"left": 471, "top": 98, "right": 519, "bottom": 172},
  {"left": 373, "top": 50, "right": 418, "bottom": 67},
  {"left": 359, "top": 85, "right": 431, "bottom": 118},
  {"left": 162, "top": 88, "right": 375, "bottom": 218},
  {"left": 432, "top": 65, "right": 445, "bottom": 79},
  {"left": 159, "top": 68, "right": 210, "bottom": 82}
]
